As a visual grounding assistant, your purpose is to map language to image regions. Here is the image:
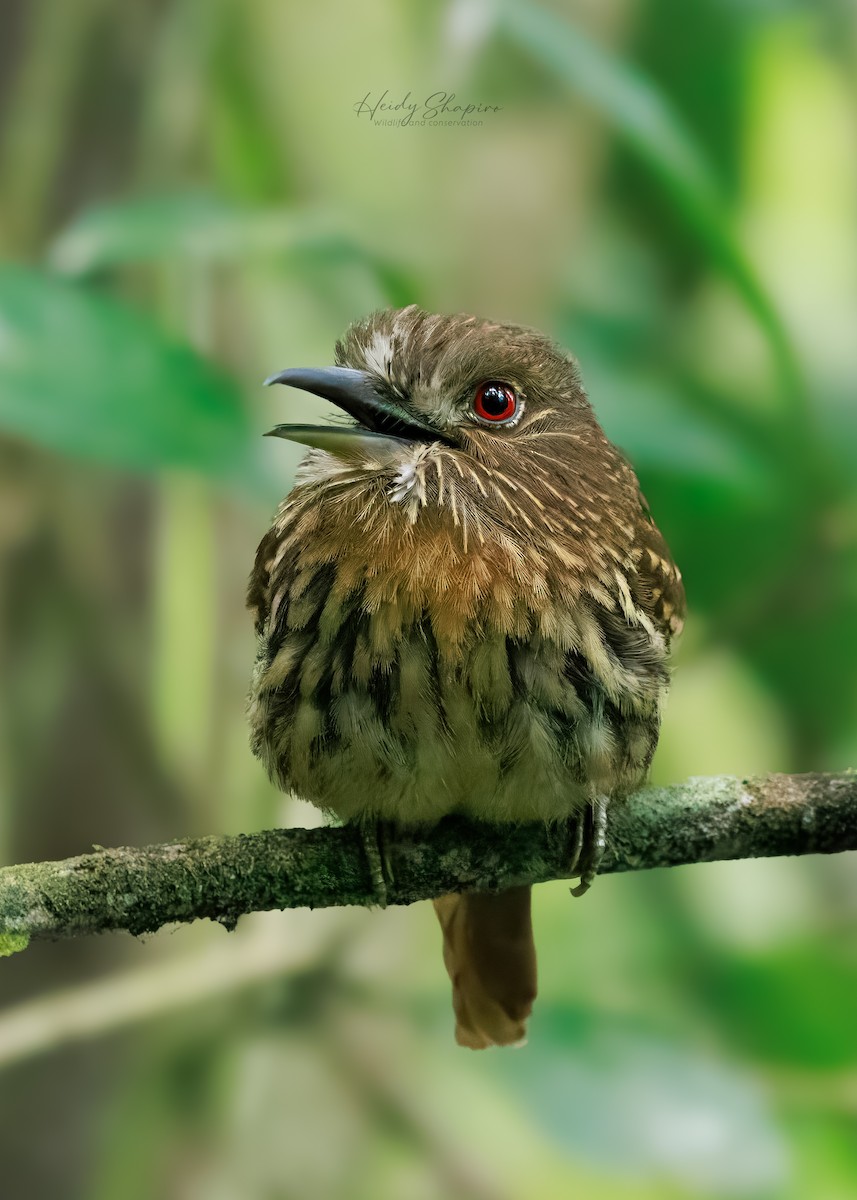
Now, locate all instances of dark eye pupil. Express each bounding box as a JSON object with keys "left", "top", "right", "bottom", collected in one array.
[{"left": 480, "top": 386, "right": 510, "bottom": 415}]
